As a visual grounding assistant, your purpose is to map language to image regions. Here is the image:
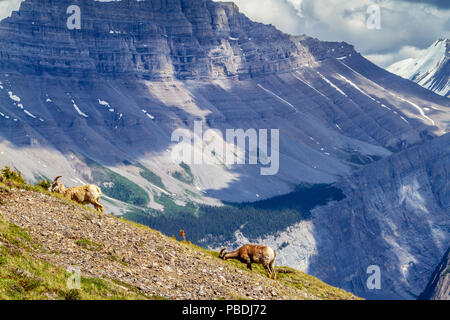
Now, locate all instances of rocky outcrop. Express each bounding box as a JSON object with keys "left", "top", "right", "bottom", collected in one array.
[
  {"left": 419, "top": 247, "right": 450, "bottom": 300},
  {"left": 0, "top": 0, "right": 347, "bottom": 80}
]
